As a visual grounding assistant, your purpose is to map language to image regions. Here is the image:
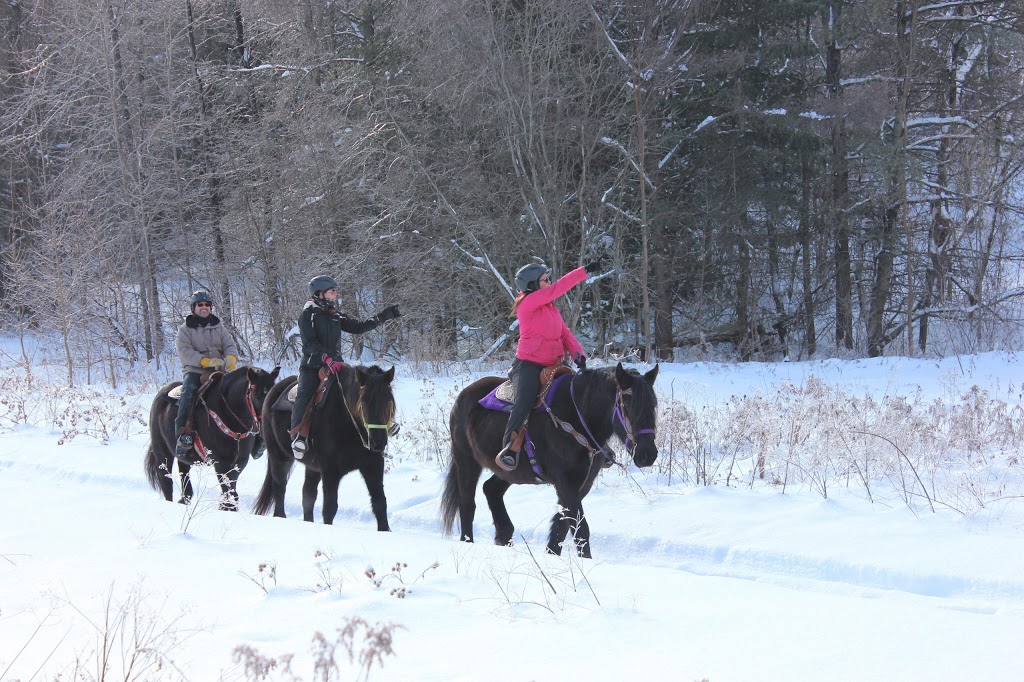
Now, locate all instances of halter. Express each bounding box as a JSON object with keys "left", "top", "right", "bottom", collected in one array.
[
  {"left": 538, "top": 373, "right": 655, "bottom": 473},
  {"left": 611, "top": 387, "right": 656, "bottom": 456},
  {"left": 334, "top": 373, "right": 396, "bottom": 451}
]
